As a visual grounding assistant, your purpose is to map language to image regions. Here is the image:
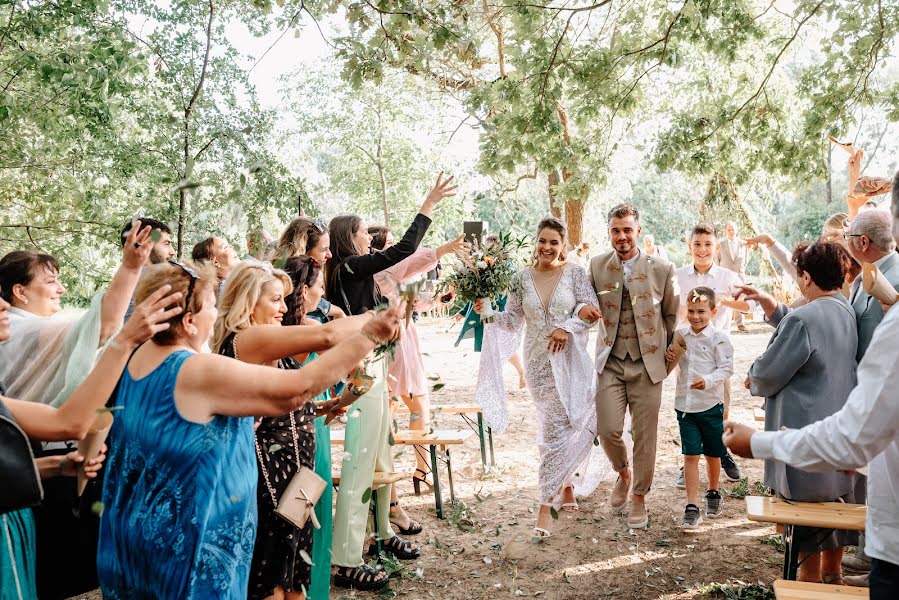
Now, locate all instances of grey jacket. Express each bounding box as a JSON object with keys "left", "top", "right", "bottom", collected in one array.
[
  {"left": 750, "top": 294, "right": 858, "bottom": 501},
  {"left": 849, "top": 252, "right": 899, "bottom": 362}
]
